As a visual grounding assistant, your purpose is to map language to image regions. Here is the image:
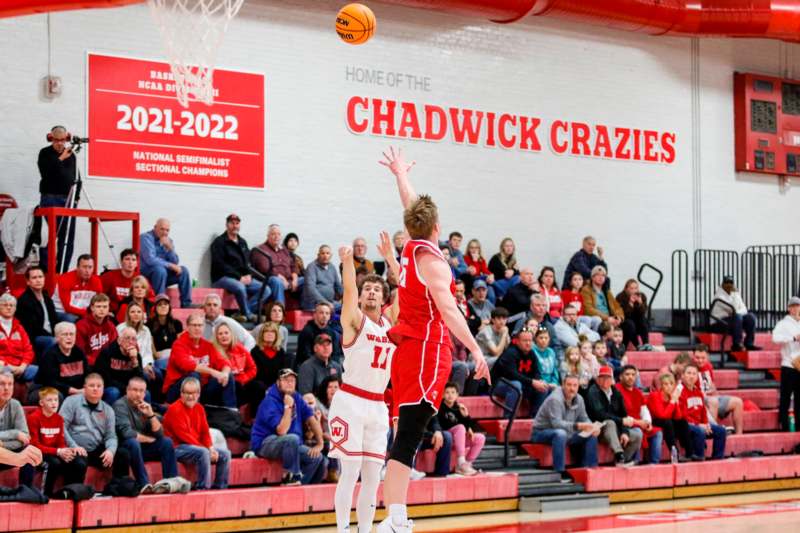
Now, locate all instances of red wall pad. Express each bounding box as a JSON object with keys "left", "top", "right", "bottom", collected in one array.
[
  {"left": 569, "top": 465, "right": 675, "bottom": 492},
  {"left": 731, "top": 351, "right": 782, "bottom": 370},
  {"left": 0, "top": 500, "right": 73, "bottom": 531},
  {"left": 523, "top": 443, "right": 615, "bottom": 467}
]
